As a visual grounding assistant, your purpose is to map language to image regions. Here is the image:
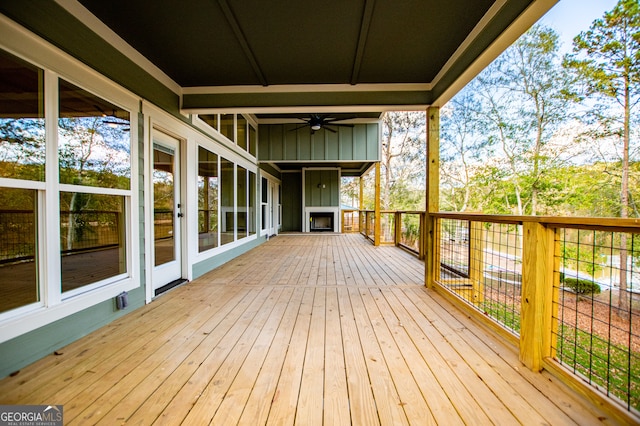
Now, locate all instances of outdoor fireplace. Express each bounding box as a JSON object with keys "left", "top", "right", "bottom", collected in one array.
[{"left": 310, "top": 212, "right": 334, "bottom": 232}]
